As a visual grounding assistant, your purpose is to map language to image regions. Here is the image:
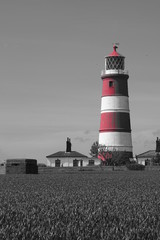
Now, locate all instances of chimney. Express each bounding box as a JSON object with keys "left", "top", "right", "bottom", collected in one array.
[
  {"left": 66, "top": 137, "right": 72, "bottom": 152},
  {"left": 156, "top": 137, "right": 160, "bottom": 152}
]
